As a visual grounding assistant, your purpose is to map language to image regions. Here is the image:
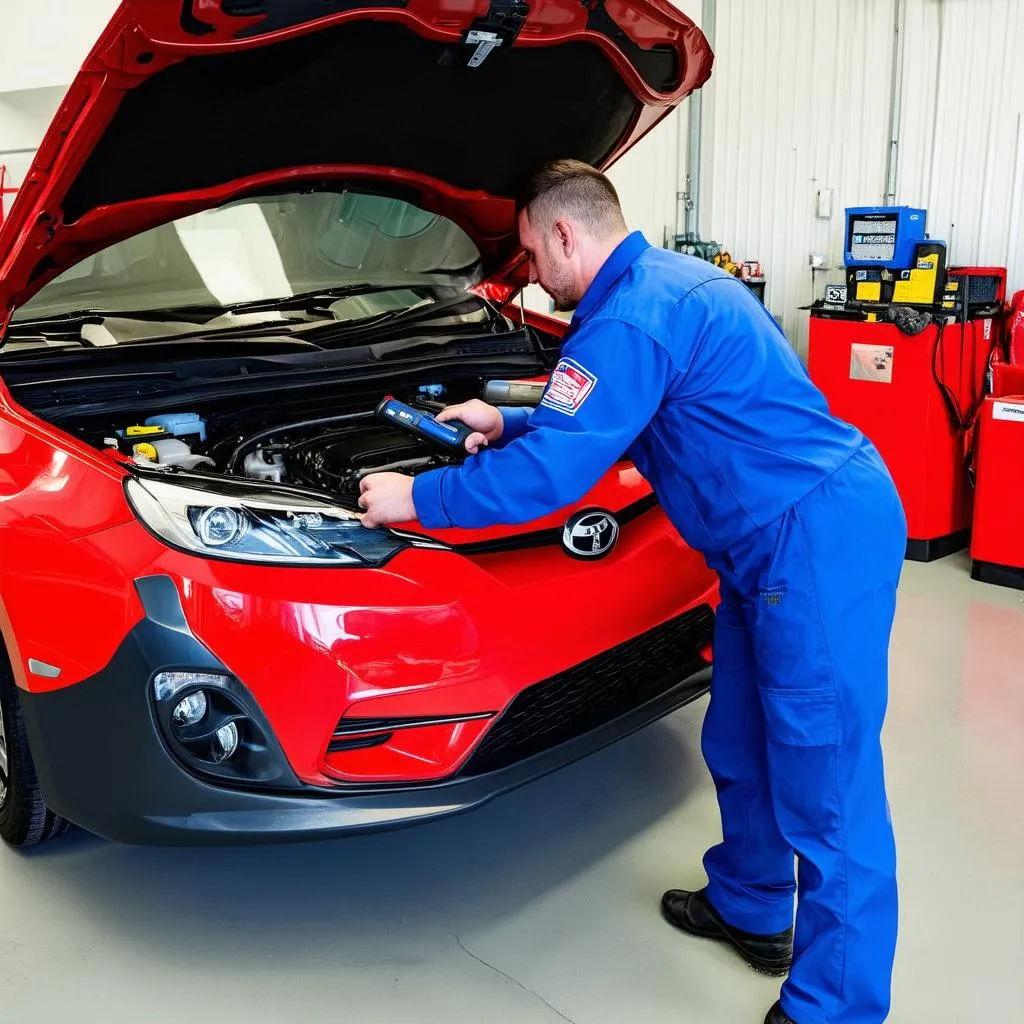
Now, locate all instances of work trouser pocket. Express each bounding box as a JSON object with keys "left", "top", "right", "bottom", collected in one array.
[
  {"left": 760, "top": 687, "right": 843, "bottom": 850},
  {"left": 760, "top": 687, "right": 838, "bottom": 747},
  {"left": 748, "top": 508, "right": 833, "bottom": 694}
]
